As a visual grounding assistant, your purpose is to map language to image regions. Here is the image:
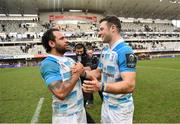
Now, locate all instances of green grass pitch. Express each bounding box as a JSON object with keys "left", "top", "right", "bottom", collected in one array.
[{"left": 0, "top": 57, "right": 180, "bottom": 123}]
